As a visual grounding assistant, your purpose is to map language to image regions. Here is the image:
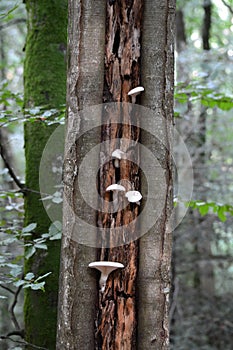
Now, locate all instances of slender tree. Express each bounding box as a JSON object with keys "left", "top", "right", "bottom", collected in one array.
[
  {"left": 23, "top": 1, "right": 67, "bottom": 348},
  {"left": 57, "top": 1, "right": 175, "bottom": 349}
]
